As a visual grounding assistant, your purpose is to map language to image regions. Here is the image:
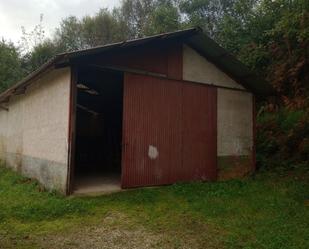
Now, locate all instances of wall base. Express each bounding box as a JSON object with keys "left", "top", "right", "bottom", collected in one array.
[
  {"left": 4, "top": 153, "right": 67, "bottom": 193},
  {"left": 217, "top": 155, "right": 253, "bottom": 180}
]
